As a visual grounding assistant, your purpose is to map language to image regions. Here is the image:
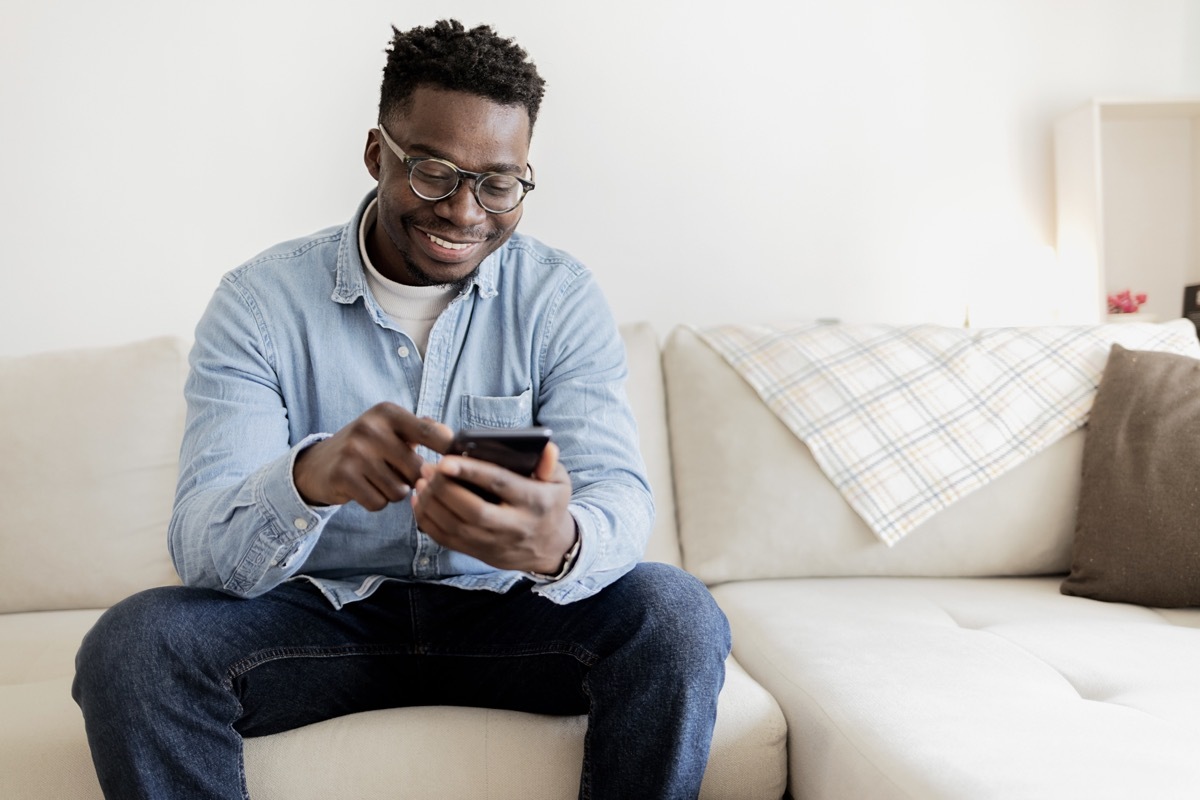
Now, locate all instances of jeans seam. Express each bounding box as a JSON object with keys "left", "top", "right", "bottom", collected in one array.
[
  {"left": 235, "top": 720, "right": 250, "bottom": 800},
  {"left": 417, "top": 642, "right": 599, "bottom": 665},
  {"left": 579, "top": 678, "right": 594, "bottom": 800},
  {"left": 408, "top": 586, "right": 423, "bottom": 651},
  {"left": 225, "top": 644, "right": 414, "bottom": 682}
]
